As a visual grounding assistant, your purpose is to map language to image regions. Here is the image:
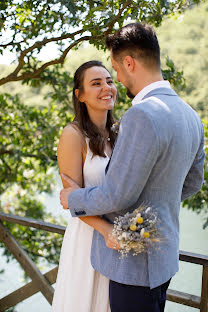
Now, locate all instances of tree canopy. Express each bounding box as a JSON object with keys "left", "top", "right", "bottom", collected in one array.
[{"left": 0, "top": 0, "right": 202, "bottom": 85}]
